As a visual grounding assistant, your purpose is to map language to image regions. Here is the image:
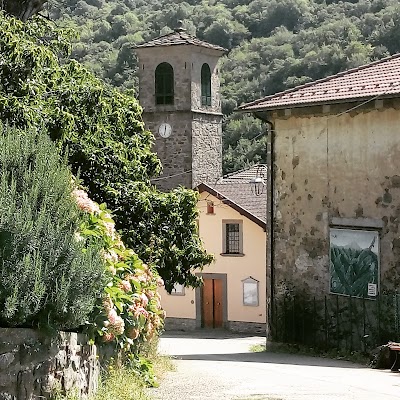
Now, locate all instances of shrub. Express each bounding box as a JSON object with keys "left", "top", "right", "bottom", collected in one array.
[
  {"left": 0, "top": 124, "right": 105, "bottom": 330},
  {"left": 72, "top": 190, "right": 165, "bottom": 354}
]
